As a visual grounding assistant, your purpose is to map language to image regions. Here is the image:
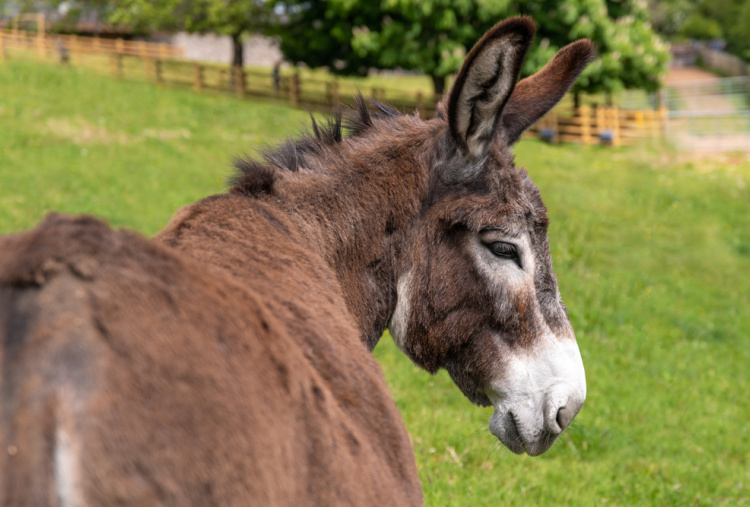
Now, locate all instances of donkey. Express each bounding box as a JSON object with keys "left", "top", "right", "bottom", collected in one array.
[{"left": 0, "top": 17, "right": 594, "bottom": 506}]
